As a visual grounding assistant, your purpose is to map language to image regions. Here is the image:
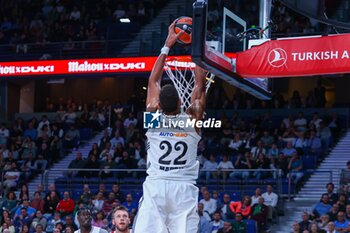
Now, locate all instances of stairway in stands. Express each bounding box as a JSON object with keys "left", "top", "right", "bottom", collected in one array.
[
  {"left": 271, "top": 130, "right": 350, "bottom": 232},
  {"left": 120, "top": 0, "right": 190, "bottom": 56},
  {"left": 27, "top": 132, "right": 104, "bottom": 196}
]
